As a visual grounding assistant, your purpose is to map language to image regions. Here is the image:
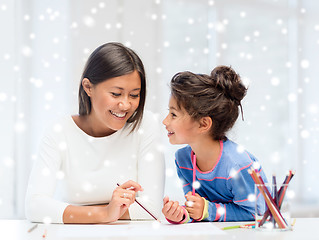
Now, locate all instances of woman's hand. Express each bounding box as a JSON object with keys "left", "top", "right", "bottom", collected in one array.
[
  {"left": 162, "top": 196, "right": 185, "bottom": 223},
  {"left": 184, "top": 192, "right": 205, "bottom": 220},
  {"left": 103, "top": 180, "right": 143, "bottom": 223}
]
